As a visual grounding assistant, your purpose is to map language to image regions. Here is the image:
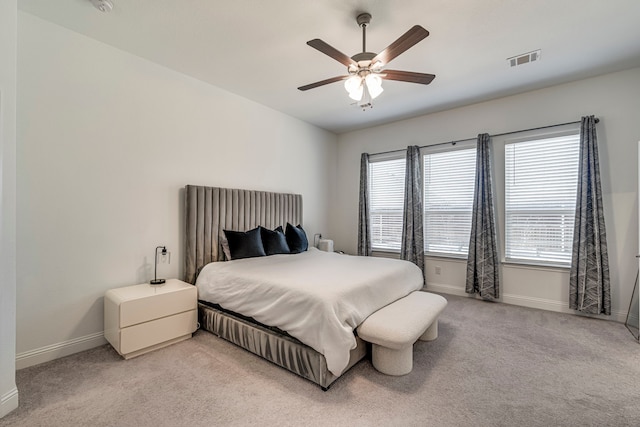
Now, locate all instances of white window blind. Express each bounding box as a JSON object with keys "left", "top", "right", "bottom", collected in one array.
[
  {"left": 423, "top": 147, "right": 477, "bottom": 256},
  {"left": 505, "top": 133, "right": 580, "bottom": 266},
  {"left": 369, "top": 157, "right": 405, "bottom": 252}
]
